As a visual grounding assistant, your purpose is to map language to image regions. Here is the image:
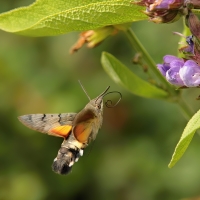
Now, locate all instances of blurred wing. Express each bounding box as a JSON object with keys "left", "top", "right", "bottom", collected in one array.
[
  {"left": 73, "top": 122, "right": 92, "bottom": 143},
  {"left": 72, "top": 109, "right": 98, "bottom": 143},
  {"left": 18, "top": 113, "right": 77, "bottom": 137}
]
